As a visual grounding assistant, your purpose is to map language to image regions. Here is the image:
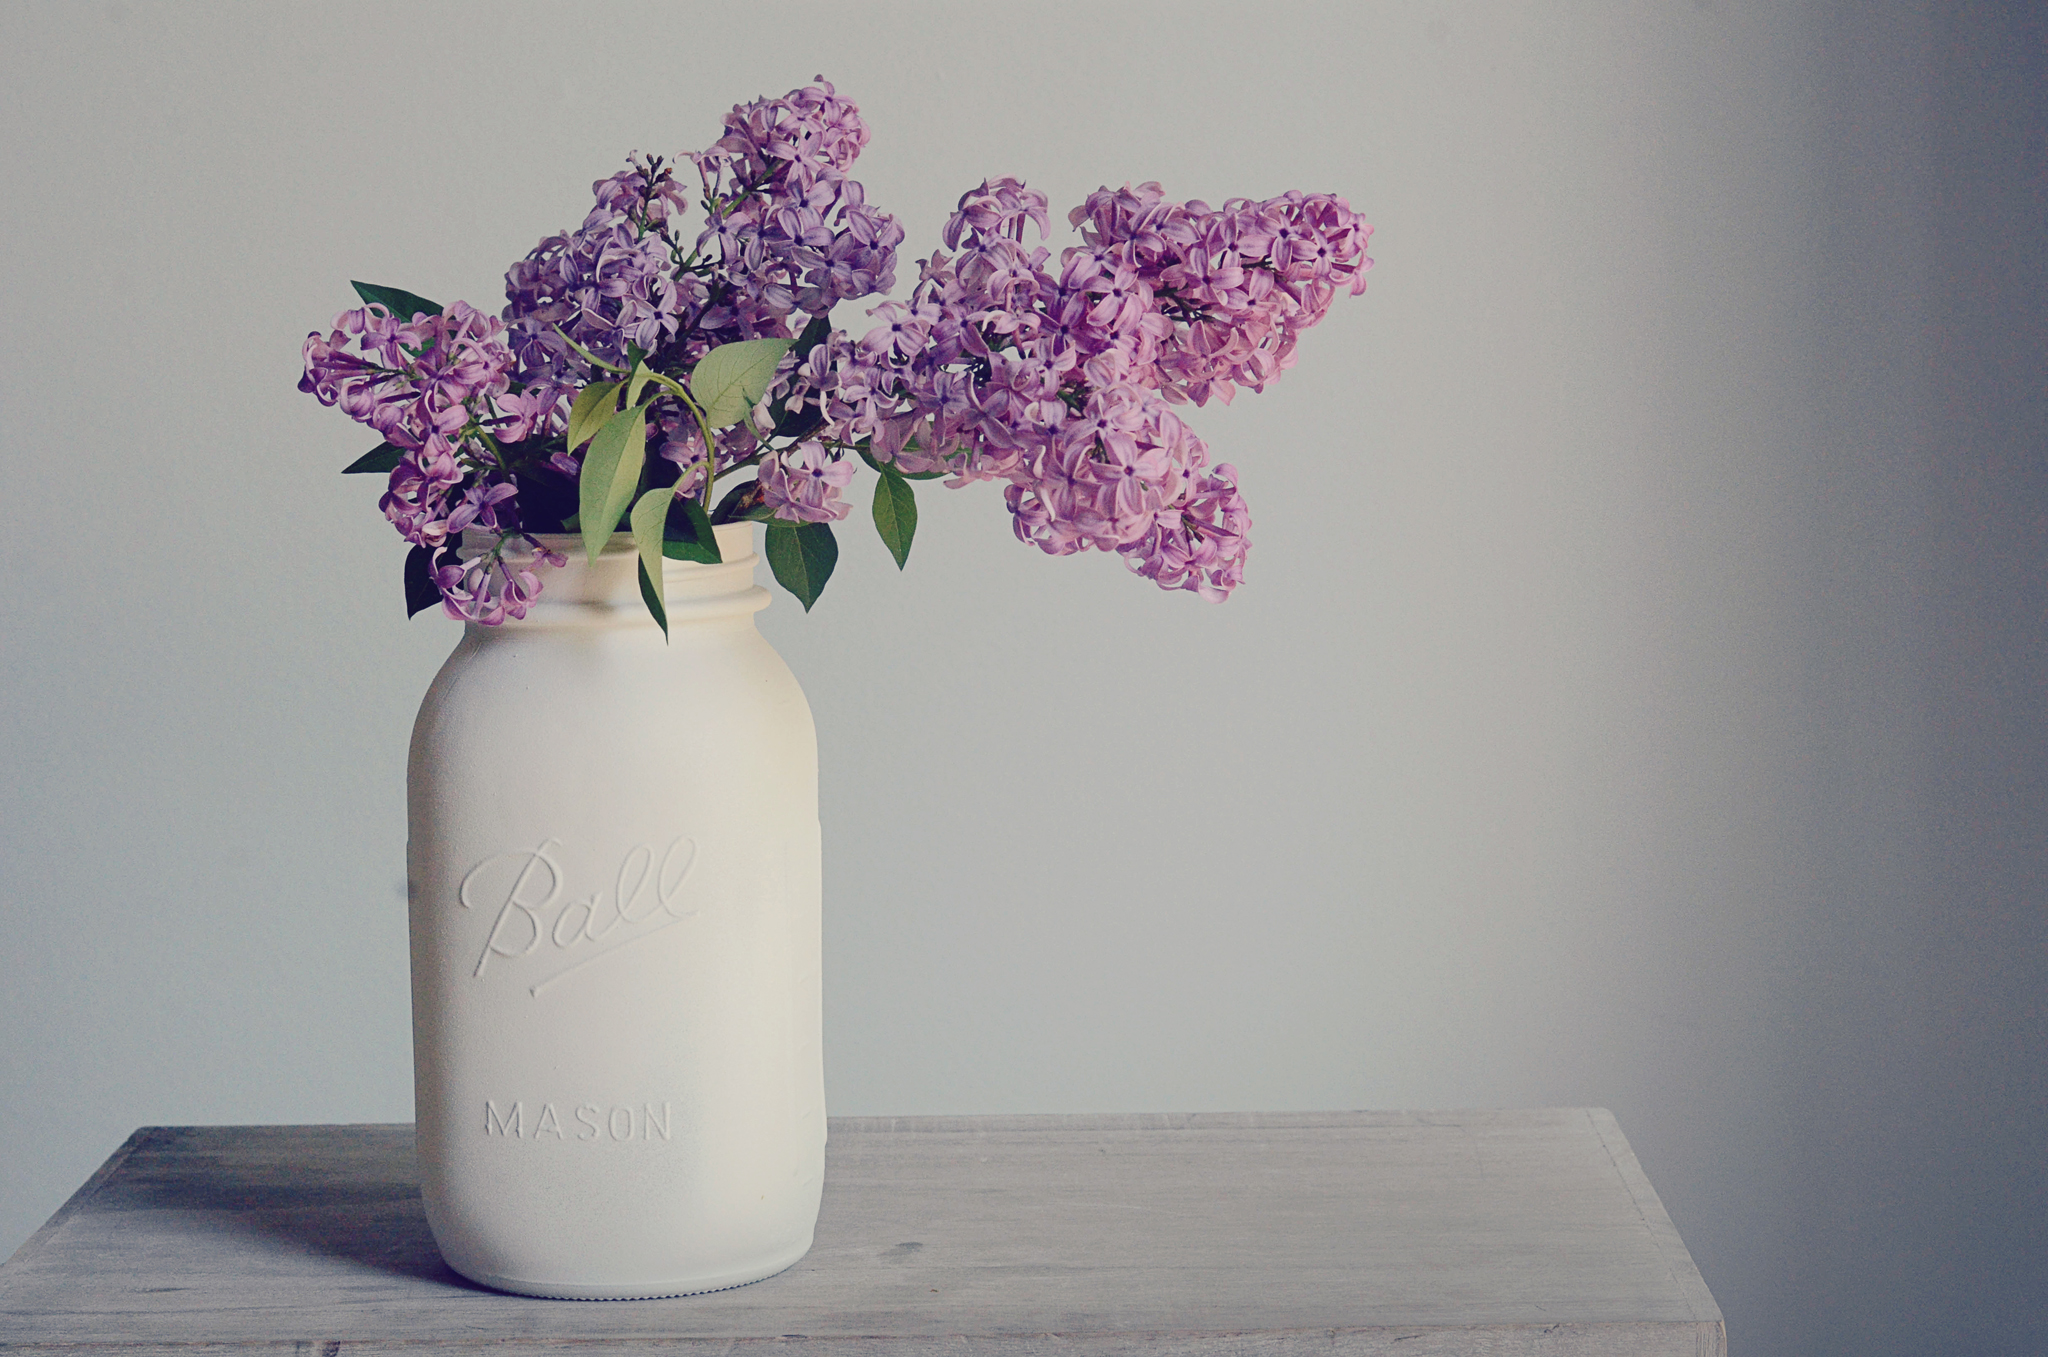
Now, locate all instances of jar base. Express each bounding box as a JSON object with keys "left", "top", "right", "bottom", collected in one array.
[{"left": 447, "top": 1237, "right": 813, "bottom": 1301}]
